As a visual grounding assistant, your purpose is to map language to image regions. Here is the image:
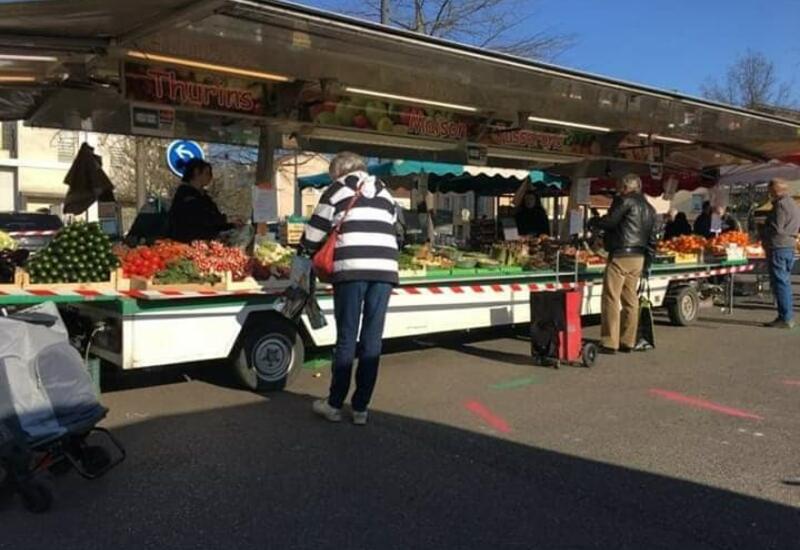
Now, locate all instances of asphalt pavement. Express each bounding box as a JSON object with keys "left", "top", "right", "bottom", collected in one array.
[{"left": 1, "top": 290, "right": 799, "bottom": 549}]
